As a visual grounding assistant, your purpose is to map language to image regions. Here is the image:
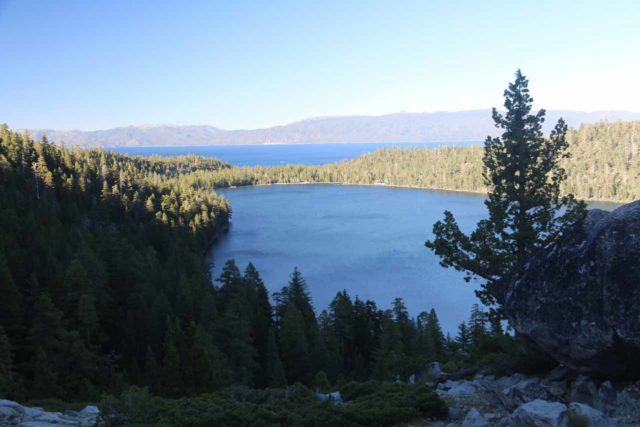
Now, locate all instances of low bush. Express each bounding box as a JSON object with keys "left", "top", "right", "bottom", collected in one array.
[{"left": 99, "top": 382, "right": 447, "bottom": 427}]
